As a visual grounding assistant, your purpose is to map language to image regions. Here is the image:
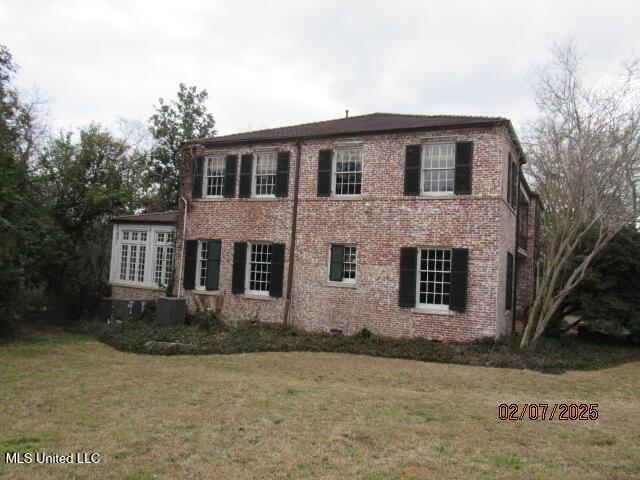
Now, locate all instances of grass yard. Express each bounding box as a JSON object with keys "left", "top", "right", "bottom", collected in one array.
[{"left": 1, "top": 327, "right": 639, "bottom": 479}]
